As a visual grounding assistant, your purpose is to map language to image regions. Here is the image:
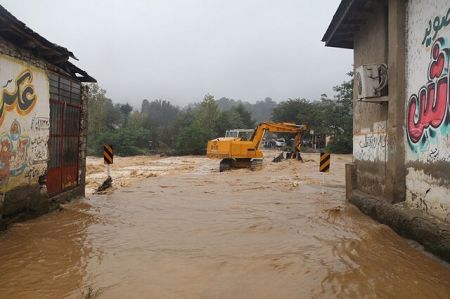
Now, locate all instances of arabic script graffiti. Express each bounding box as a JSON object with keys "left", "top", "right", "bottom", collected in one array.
[
  {"left": 422, "top": 7, "right": 450, "bottom": 47},
  {"left": 0, "top": 69, "right": 37, "bottom": 127},
  {"left": 31, "top": 117, "right": 50, "bottom": 131},
  {"left": 406, "top": 38, "right": 449, "bottom": 147}
]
